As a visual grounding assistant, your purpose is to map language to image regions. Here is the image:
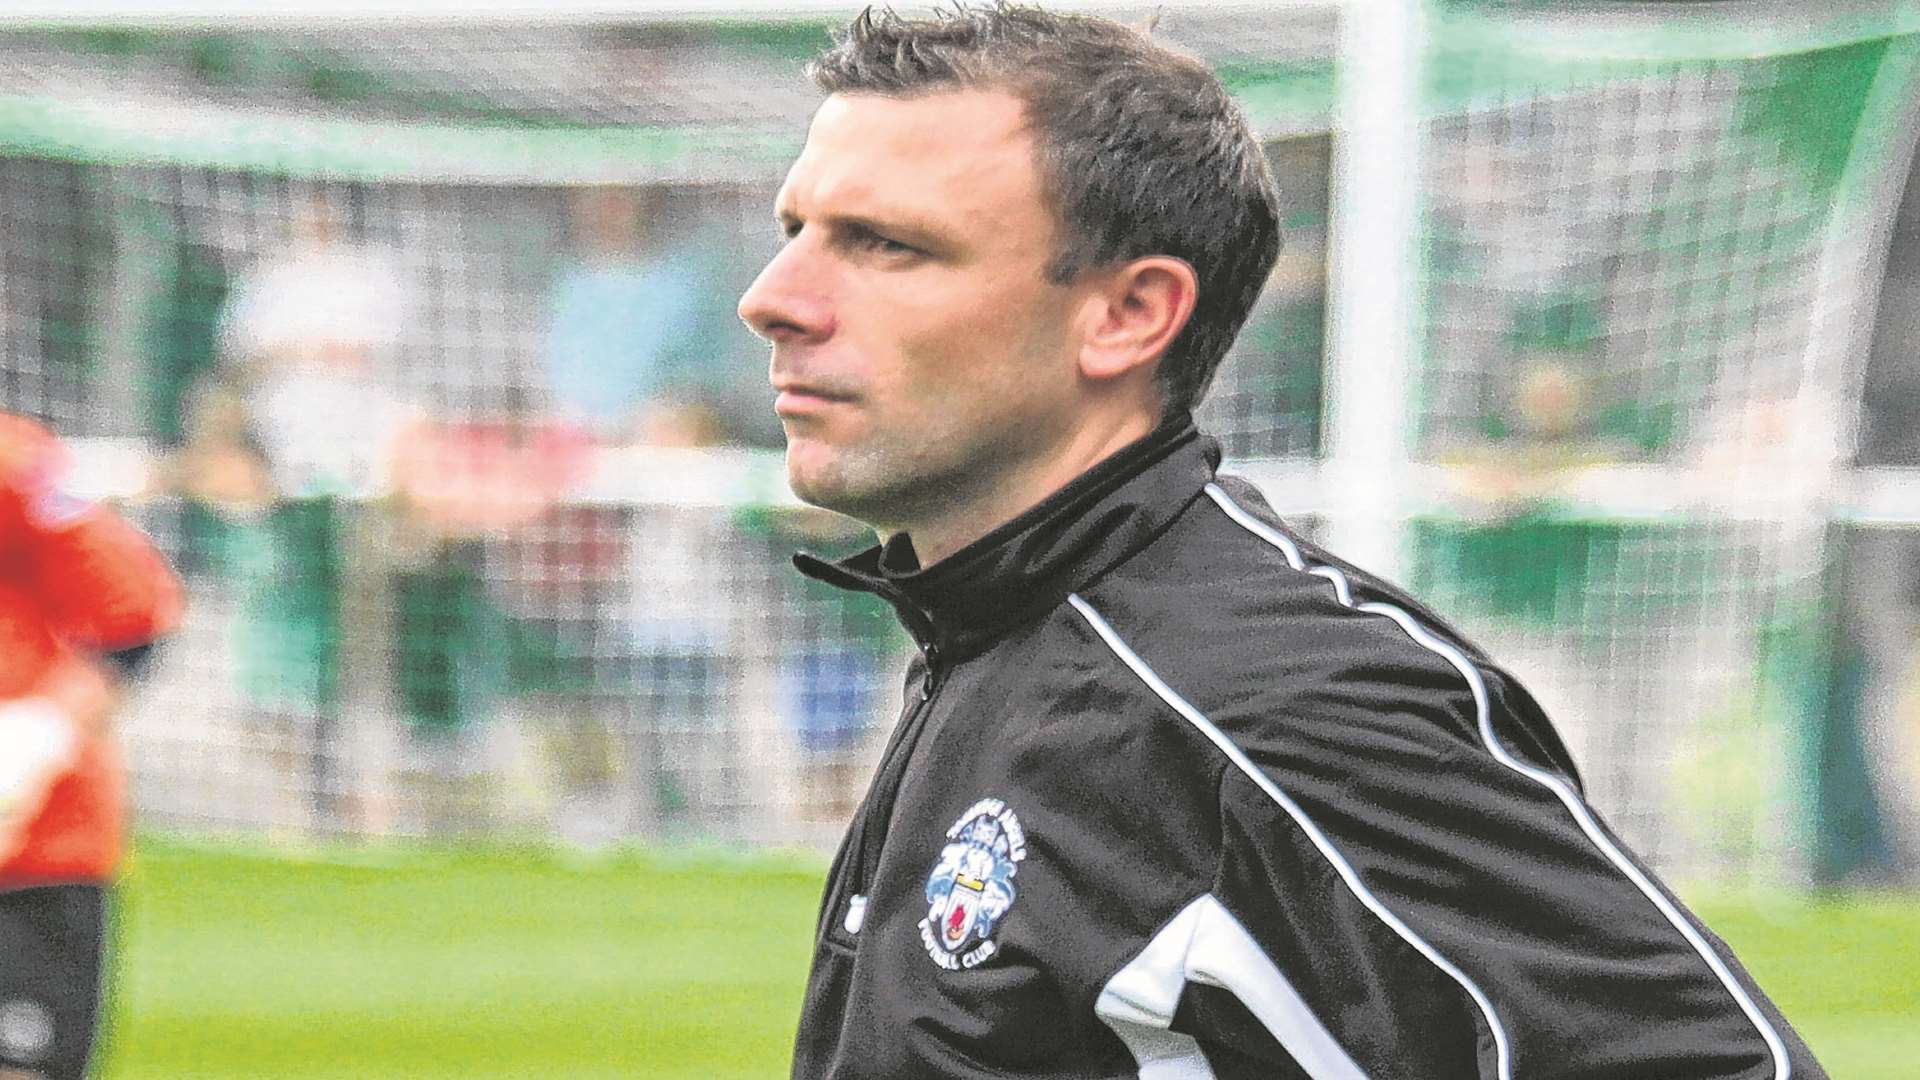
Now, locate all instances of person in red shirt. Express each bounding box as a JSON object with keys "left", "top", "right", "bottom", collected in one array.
[{"left": 0, "top": 414, "right": 182, "bottom": 1080}]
